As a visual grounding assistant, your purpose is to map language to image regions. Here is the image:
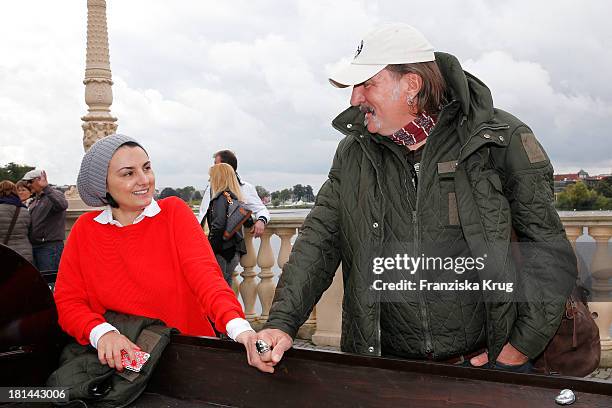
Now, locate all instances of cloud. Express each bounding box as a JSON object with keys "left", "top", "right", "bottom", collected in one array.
[{"left": 463, "top": 51, "right": 612, "bottom": 174}]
